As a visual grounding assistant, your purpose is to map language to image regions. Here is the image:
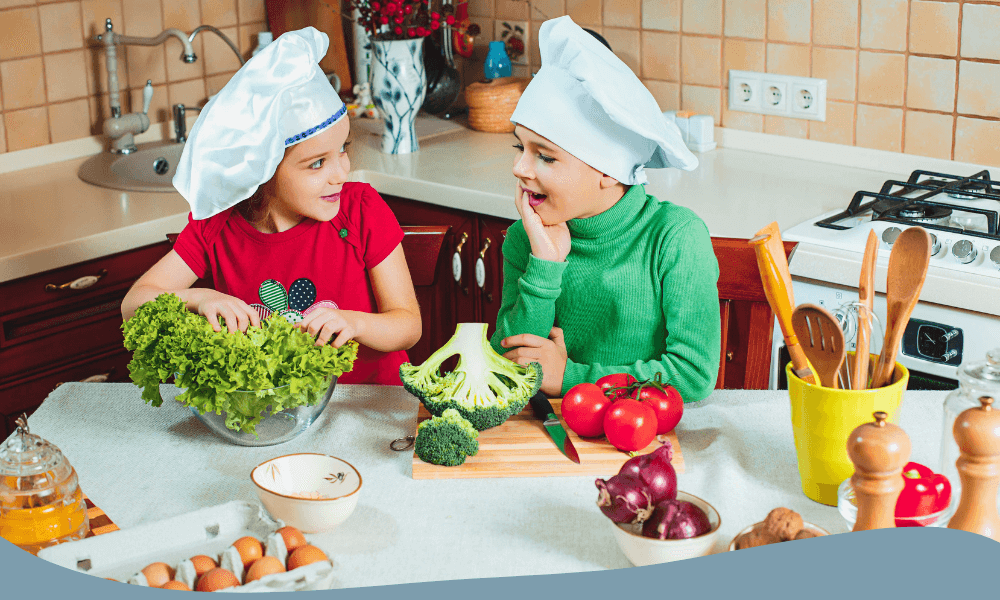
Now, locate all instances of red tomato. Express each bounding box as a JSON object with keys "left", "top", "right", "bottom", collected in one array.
[
  {"left": 561, "top": 383, "right": 610, "bottom": 438},
  {"left": 634, "top": 384, "right": 684, "bottom": 434},
  {"left": 603, "top": 399, "right": 657, "bottom": 452},
  {"left": 596, "top": 373, "right": 637, "bottom": 400}
]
